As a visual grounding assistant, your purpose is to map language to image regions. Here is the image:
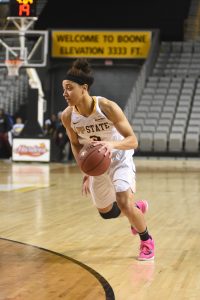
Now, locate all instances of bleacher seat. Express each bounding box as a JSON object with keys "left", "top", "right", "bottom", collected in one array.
[
  {"left": 187, "top": 126, "right": 200, "bottom": 133},
  {"left": 175, "top": 112, "right": 188, "bottom": 119},
  {"left": 190, "top": 112, "right": 199, "bottom": 119},
  {"left": 165, "top": 100, "right": 177, "bottom": 107},
  {"left": 170, "top": 82, "right": 182, "bottom": 89},
  {"left": 165, "top": 94, "right": 179, "bottom": 102},
  {"left": 140, "top": 94, "right": 153, "bottom": 101},
  {"left": 137, "top": 106, "right": 149, "bottom": 113},
  {"left": 185, "top": 133, "right": 199, "bottom": 153},
  {"left": 191, "top": 106, "right": 200, "bottom": 113},
  {"left": 132, "top": 119, "right": 144, "bottom": 127},
  {"left": 162, "top": 106, "right": 176, "bottom": 114},
  {"left": 147, "top": 112, "right": 160, "bottom": 119},
  {"left": 152, "top": 100, "right": 164, "bottom": 106},
  {"left": 168, "top": 132, "right": 184, "bottom": 152},
  {"left": 148, "top": 76, "right": 160, "bottom": 83},
  {"left": 188, "top": 119, "right": 200, "bottom": 126},
  {"left": 157, "top": 81, "right": 170, "bottom": 88},
  {"left": 159, "top": 118, "right": 173, "bottom": 127},
  {"left": 143, "top": 125, "right": 156, "bottom": 133},
  {"left": 176, "top": 106, "right": 189, "bottom": 113},
  {"left": 160, "top": 77, "right": 171, "bottom": 83},
  {"left": 173, "top": 119, "right": 187, "bottom": 128},
  {"left": 146, "top": 81, "right": 158, "bottom": 88},
  {"left": 171, "top": 126, "right": 185, "bottom": 134},
  {"left": 160, "top": 112, "right": 174, "bottom": 120},
  {"left": 143, "top": 87, "right": 156, "bottom": 95},
  {"left": 149, "top": 106, "right": 162, "bottom": 113},
  {"left": 154, "top": 132, "right": 168, "bottom": 152},
  {"left": 139, "top": 132, "right": 154, "bottom": 152},
  {"left": 181, "top": 88, "right": 194, "bottom": 95},
  {"left": 160, "top": 41, "right": 171, "bottom": 53},
  {"left": 134, "top": 112, "right": 147, "bottom": 119},
  {"left": 156, "top": 125, "right": 170, "bottom": 134},
  {"left": 153, "top": 94, "right": 166, "bottom": 102},
  {"left": 182, "top": 41, "right": 193, "bottom": 53},
  {"left": 172, "top": 41, "right": 182, "bottom": 52},
  {"left": 145, "top": 119, "right": 158, "bottom": 126}
]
